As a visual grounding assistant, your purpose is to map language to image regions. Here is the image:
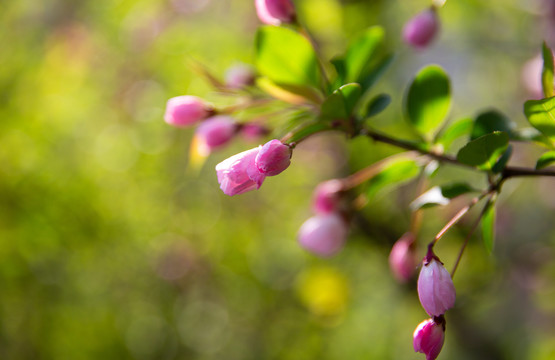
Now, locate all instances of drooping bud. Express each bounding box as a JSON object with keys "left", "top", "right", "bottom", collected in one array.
[
  {"left": 312, "top": 179, "right": 343, "bottom": 214},
  {"left": 195, "top": 116, "right": 236, "bottom": 155},
  {"left": 402, "top": 8, "right": 440, "bottom": 49},
  {"left": 297, "top": 213, "right": 348, "bottom": 257},
  {"left": 225, "top": 64, "right": 256, "bottom": 89},
  {"left": 413, "top": 317, "right": 445, "bottom": 360},
  {"left": 417, "top": 255, "right": 456, "bottom": 316},
  {"left": 240, "top": 123, "right": 271, "bottom": 141},
  {"left": 215, "top": 147, "right": 265, "bottom": 196},
  {"left": 388, "top": 232, "right": 417, "bottom": 283},
  {"left": 164, "top": 95, "right": 210, "bottom": 127},
  {"left": 255, "top": 0, "right": 296, "bottom": 26},
  {"left": 255, "top": 139, "right": 292, "bottom": 176}
]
